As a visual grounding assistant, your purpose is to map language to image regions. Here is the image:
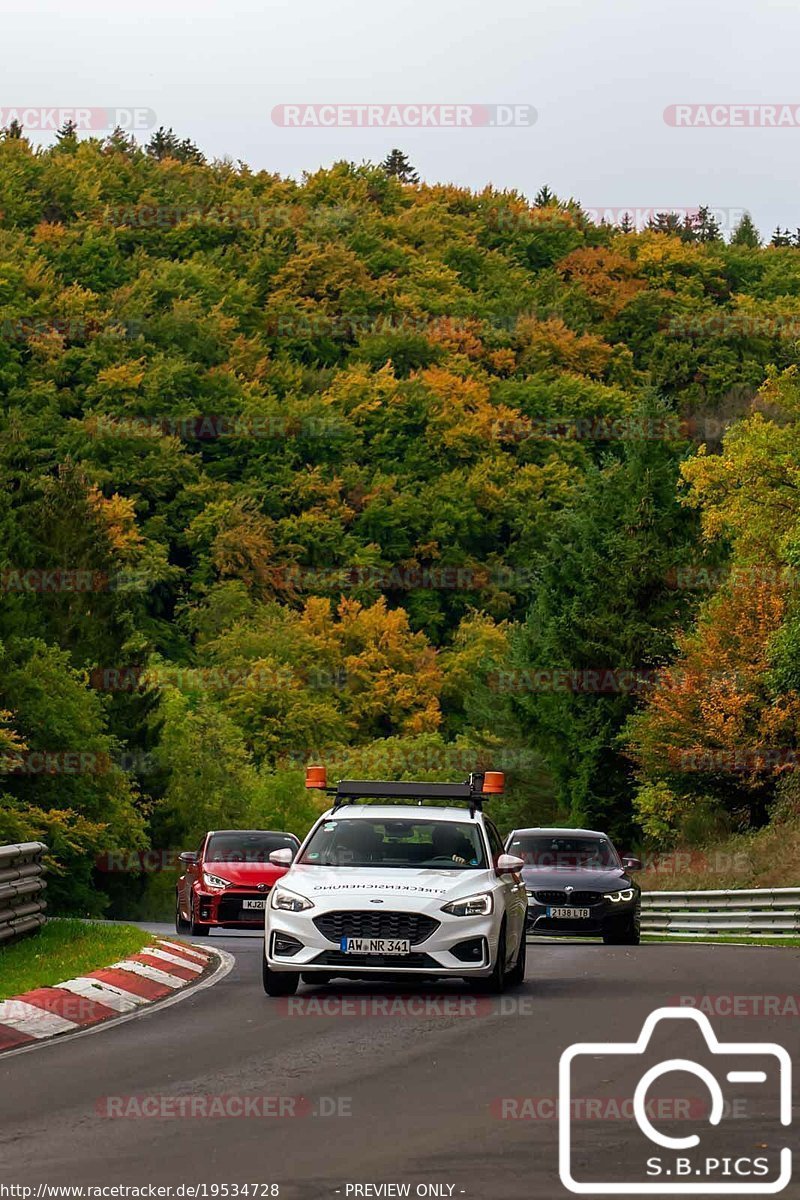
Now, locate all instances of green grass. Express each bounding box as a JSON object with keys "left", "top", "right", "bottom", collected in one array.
[
  {"left": 0, "top": 919, "right": 152, "bottom": 1000},
  {"left": 643, "top": 934, "right": 800, "bottom": 948}
]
